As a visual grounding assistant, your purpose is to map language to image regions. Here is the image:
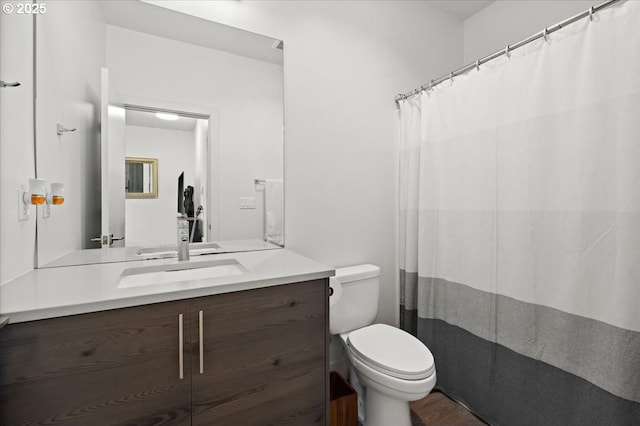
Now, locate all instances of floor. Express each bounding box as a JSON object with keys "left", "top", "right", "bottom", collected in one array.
[{"left": 410, "top": 391, "right": 487, "bottom": 426}]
